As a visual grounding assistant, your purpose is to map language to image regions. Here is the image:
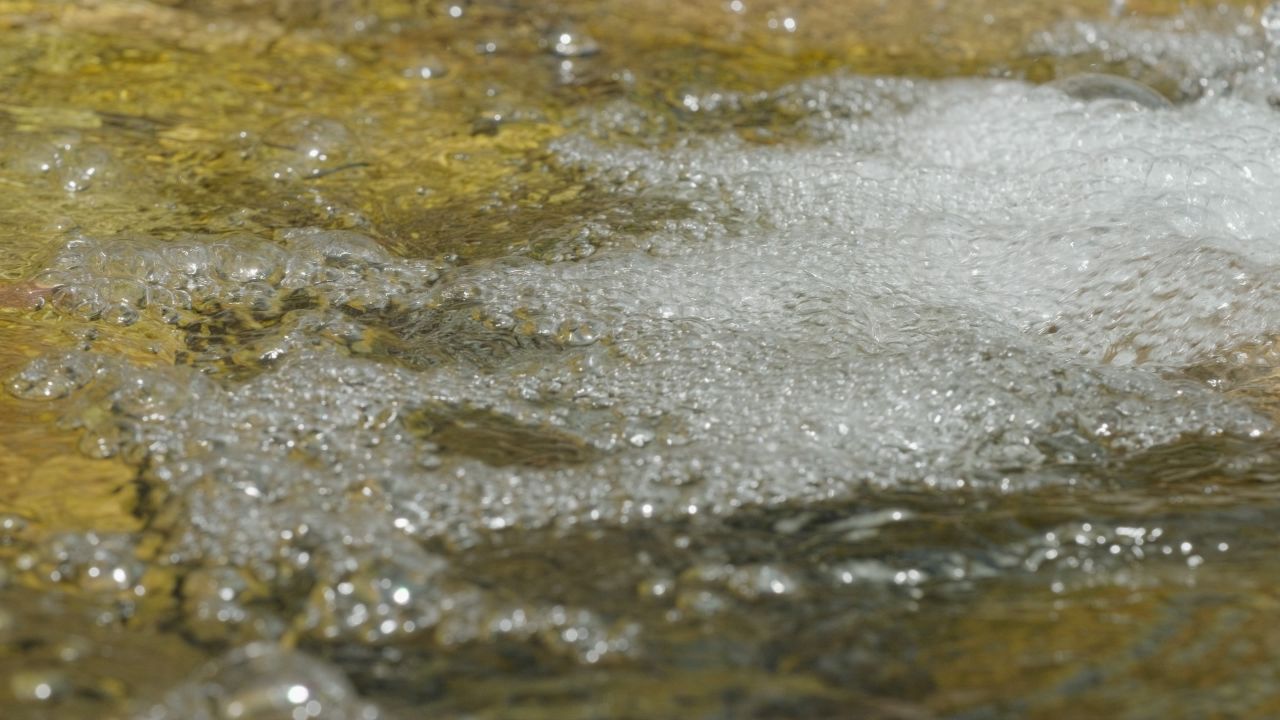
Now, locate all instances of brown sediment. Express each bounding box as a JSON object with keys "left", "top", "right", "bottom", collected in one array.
[{"left": 0, "top": 281, "right": 52, "bottom": 311}]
